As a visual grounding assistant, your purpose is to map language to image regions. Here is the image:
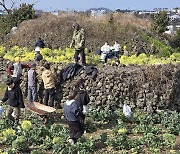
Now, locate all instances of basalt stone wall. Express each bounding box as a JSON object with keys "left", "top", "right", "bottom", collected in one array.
[{"left": 0, "top": 59, "right": 180, "bottom": 113}]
